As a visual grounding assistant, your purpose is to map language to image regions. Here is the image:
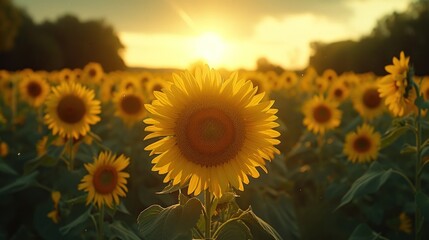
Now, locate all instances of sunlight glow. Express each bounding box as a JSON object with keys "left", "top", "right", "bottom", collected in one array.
[{"left": 193, "top": 32, "right": 227, "bottom": 67}]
